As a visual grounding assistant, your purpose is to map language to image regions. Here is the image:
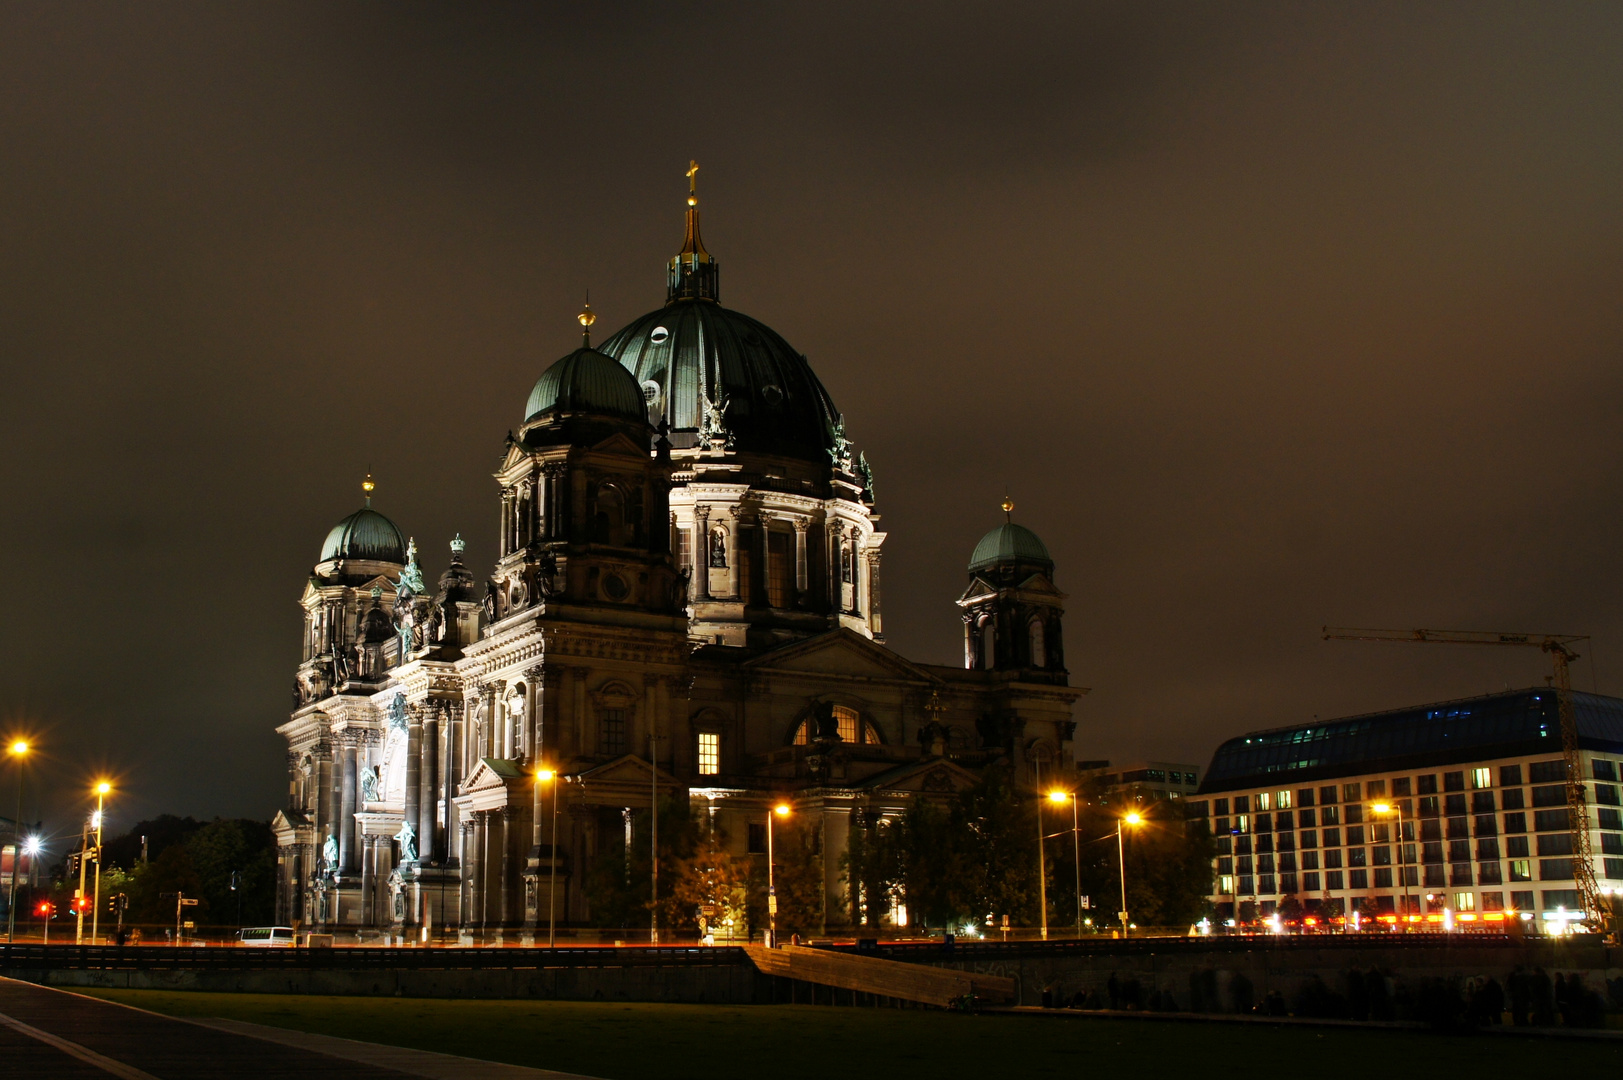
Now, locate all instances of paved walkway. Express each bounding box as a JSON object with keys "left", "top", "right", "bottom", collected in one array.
[{"left": 0, "top": 978, "right": 598, "bottom": 1079}]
